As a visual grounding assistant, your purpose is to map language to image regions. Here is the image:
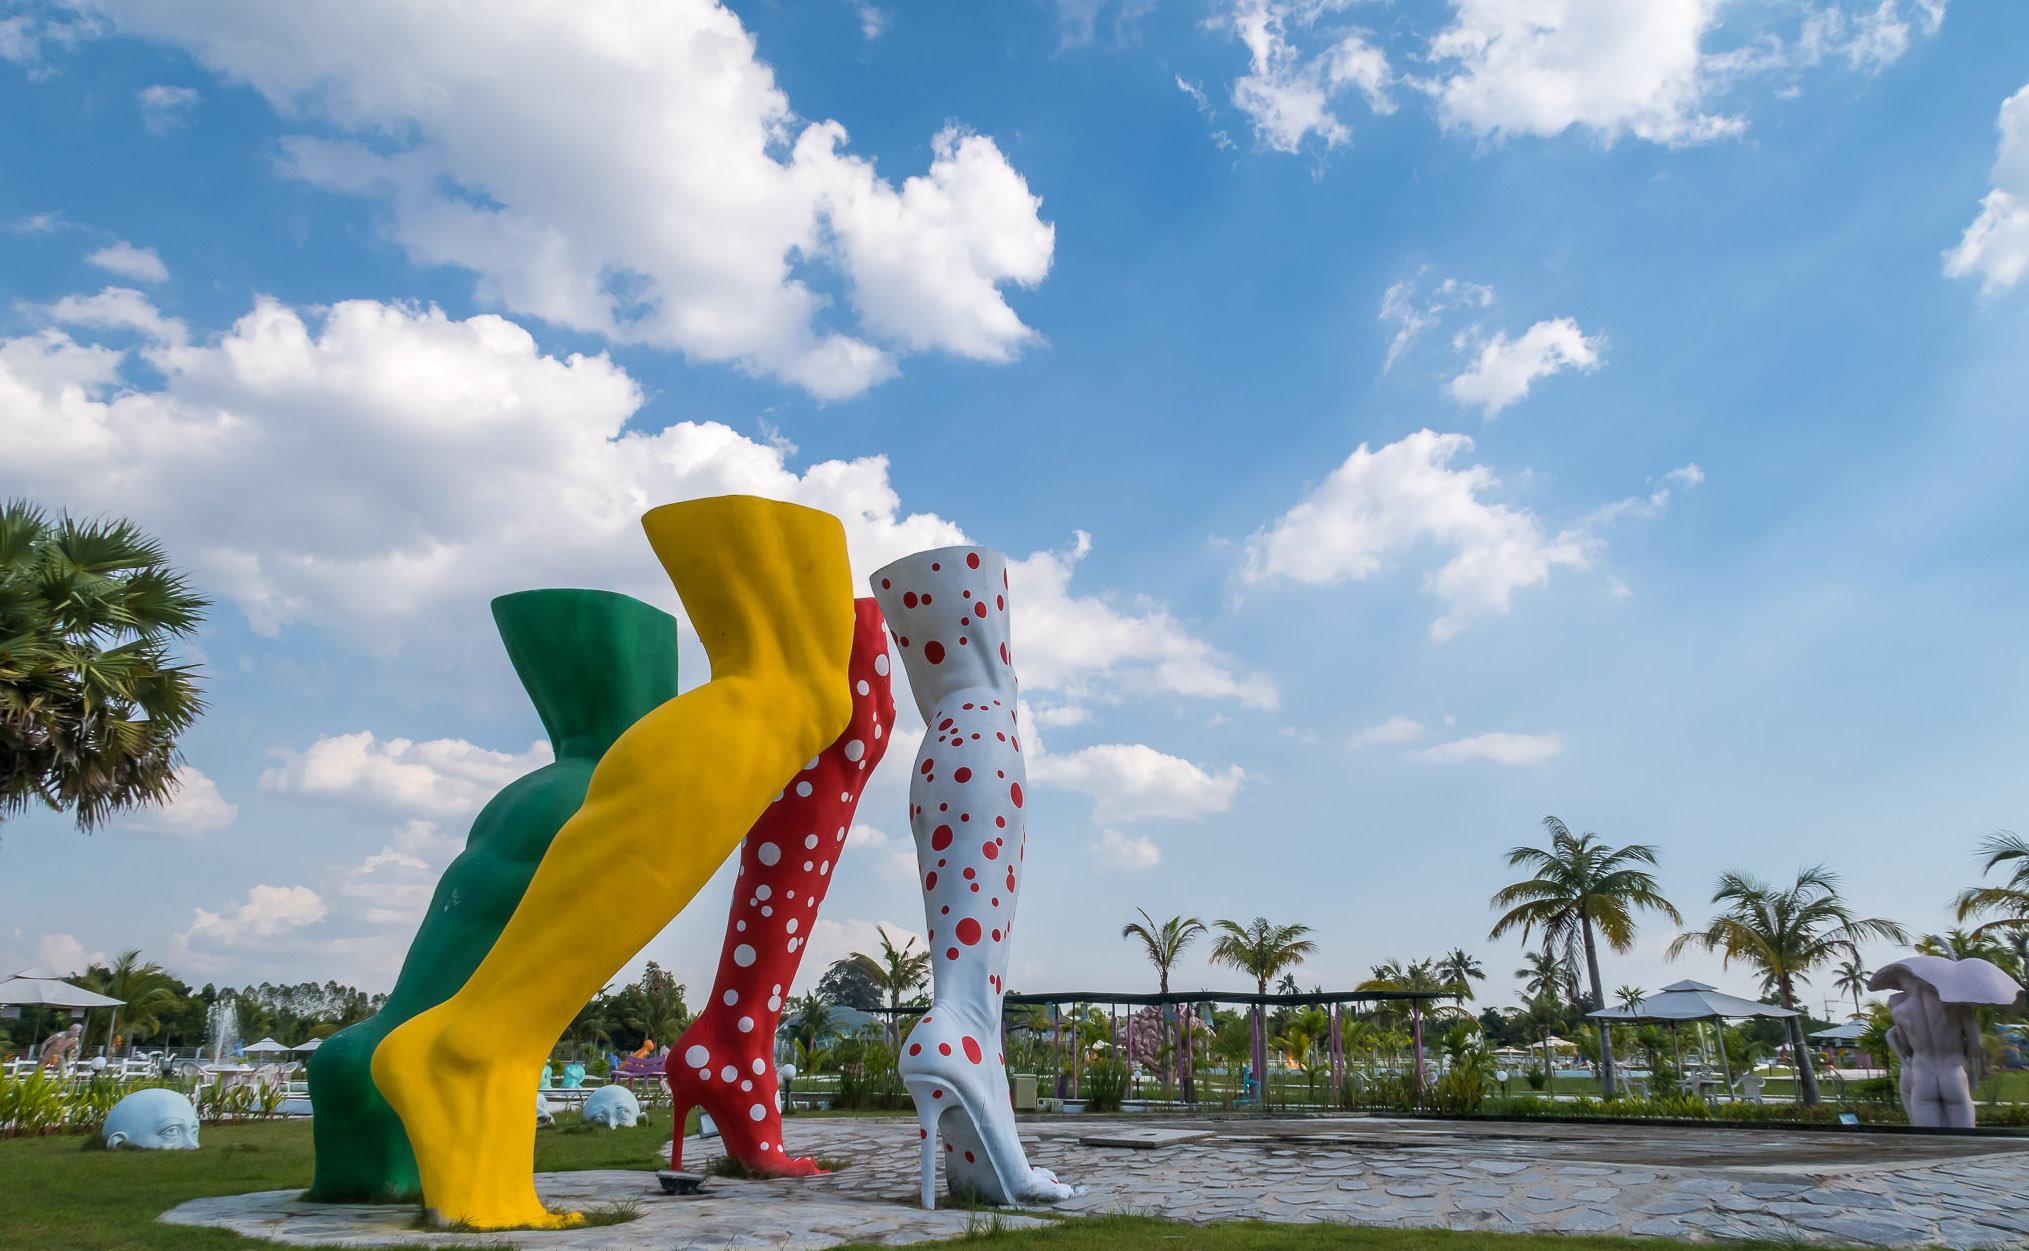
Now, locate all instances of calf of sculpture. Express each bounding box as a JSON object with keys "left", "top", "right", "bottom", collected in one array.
[
  {"left": 104, "top": 1088, "right": 199, "bottom": 1150},
  {"left": 371, "top": 496, "right": 854, "bottom": 1229},
  {"left": 667, "top": 596, "right": 895, "bottom": 1176},
  {"left": 872, "top": 546, "right": 1072, "bottom": 1208},
  {"left": 1869, "top": 954, "right": 2024, "bottom": 1128},
  {"left": 308, "top": 589, "right": 681, "bottom": 1202},
  {"left": 581, "top": 1084, "right": 641, "bottom": 1128}
]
